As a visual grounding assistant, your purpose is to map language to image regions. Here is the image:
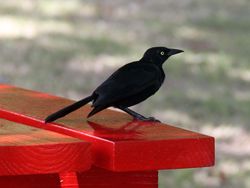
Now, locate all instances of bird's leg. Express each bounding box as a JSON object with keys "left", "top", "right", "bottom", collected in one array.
[{"left": 118, "top": 107, "right": 161, "bottom": 122}]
